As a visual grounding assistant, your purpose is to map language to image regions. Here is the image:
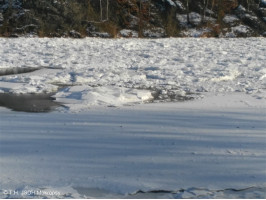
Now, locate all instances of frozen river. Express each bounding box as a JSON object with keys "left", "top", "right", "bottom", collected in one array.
[{"left": 0, "top": 38, "right": 265, "bottom": 198}]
